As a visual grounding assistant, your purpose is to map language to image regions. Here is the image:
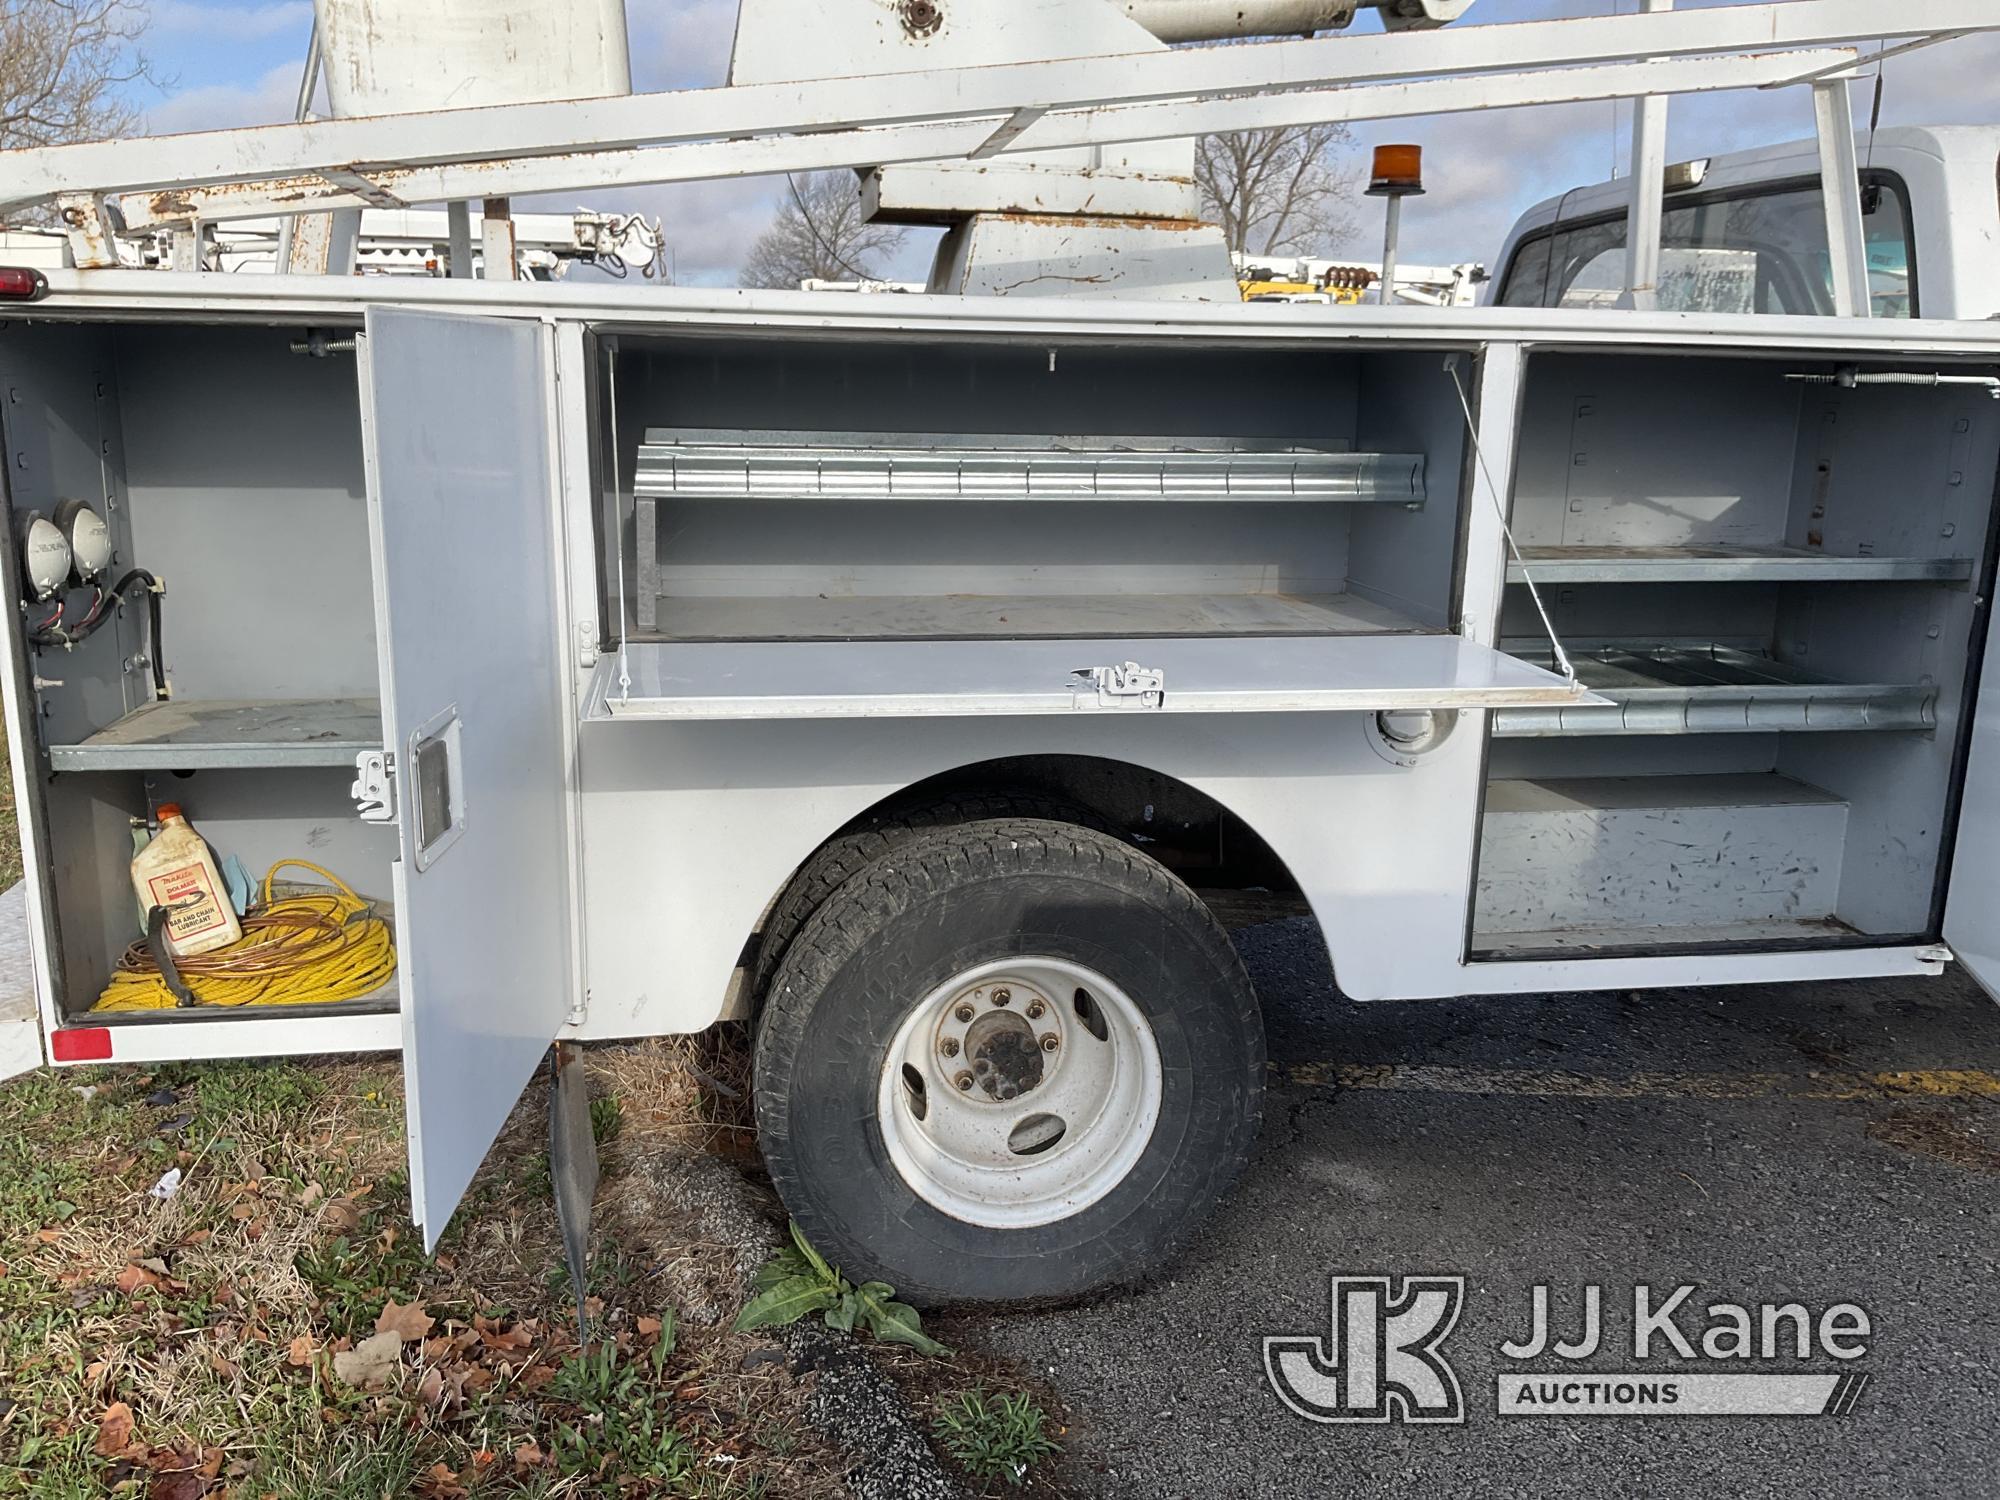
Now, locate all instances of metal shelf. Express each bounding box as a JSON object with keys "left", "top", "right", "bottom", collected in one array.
[
  {"left": 635, "top": 431, "right": 1425, "bottom": 505},
  {"left": 48, "top": 697, "right": 382, "bottom": 771},
  {"left": 1507, "top": 545, "right": 1974, "bottom": 585},
  {"left": 1491, "top": 644, "right": 1935, "bottom": 737},
  {"left": 637, "top": 590, "right": 1426, "bottom": 642}
]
